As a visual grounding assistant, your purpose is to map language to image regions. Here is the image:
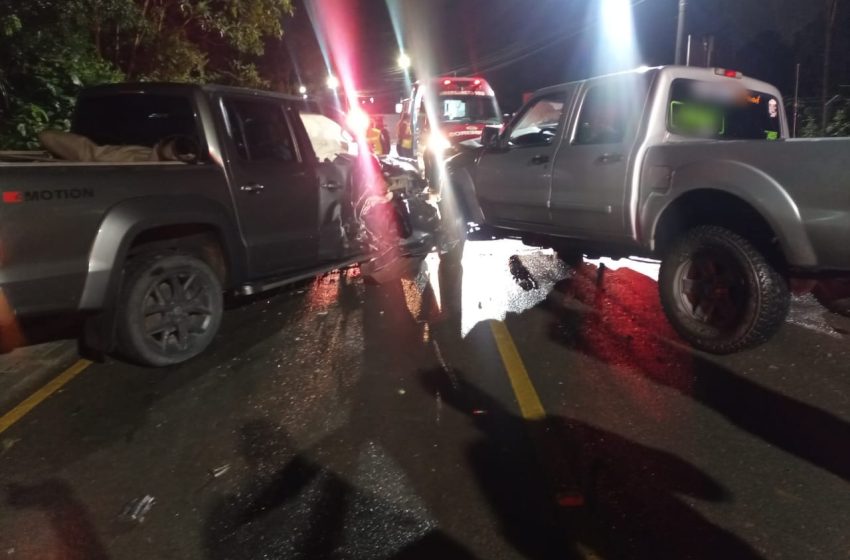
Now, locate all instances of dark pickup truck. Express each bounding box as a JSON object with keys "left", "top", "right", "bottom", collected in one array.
[{"left": 0, "top": 83, "right": 437, "bottom": 366}]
